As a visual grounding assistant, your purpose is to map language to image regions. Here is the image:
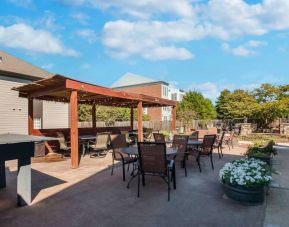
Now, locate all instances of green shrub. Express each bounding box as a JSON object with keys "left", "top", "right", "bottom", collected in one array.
[{"left": 245, "top": 140, "right": 277, "bottom": 158}]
